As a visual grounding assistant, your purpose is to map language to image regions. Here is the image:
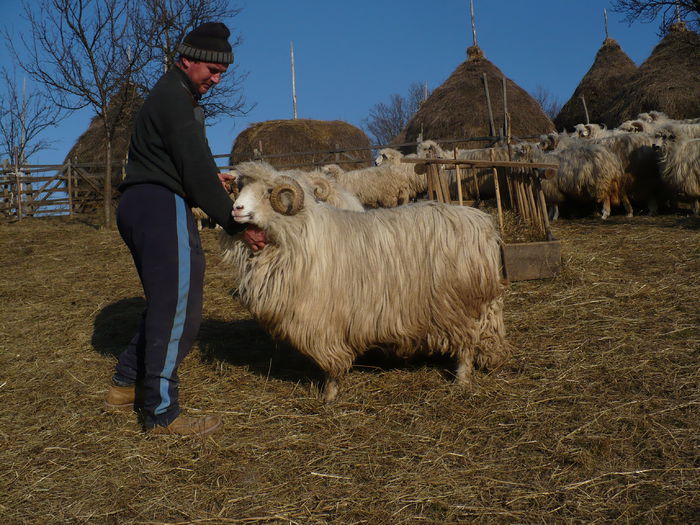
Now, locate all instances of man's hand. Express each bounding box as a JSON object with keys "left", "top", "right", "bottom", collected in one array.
[
  {"left": 218, "top": 171, "right": 237, "bottom": 192},
  {"left": 243, "top": 225, "right": 268, "bottom": 253}
]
